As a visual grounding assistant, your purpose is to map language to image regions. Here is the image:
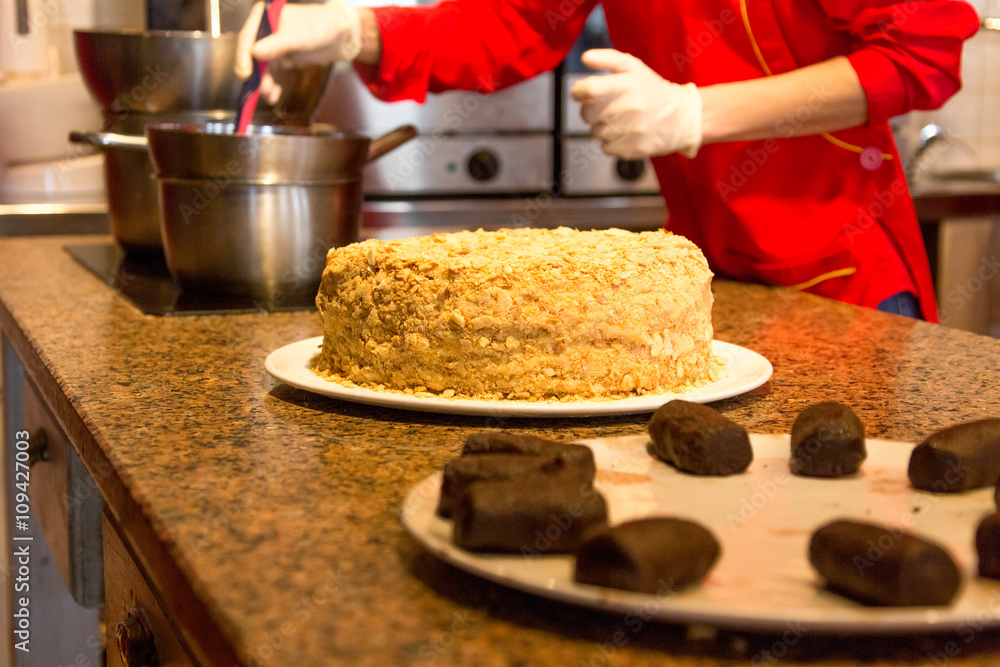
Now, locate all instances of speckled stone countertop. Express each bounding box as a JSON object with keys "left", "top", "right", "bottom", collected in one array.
[{"left": 4, "top": 235, "right": 1000, "bottom": 666}]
